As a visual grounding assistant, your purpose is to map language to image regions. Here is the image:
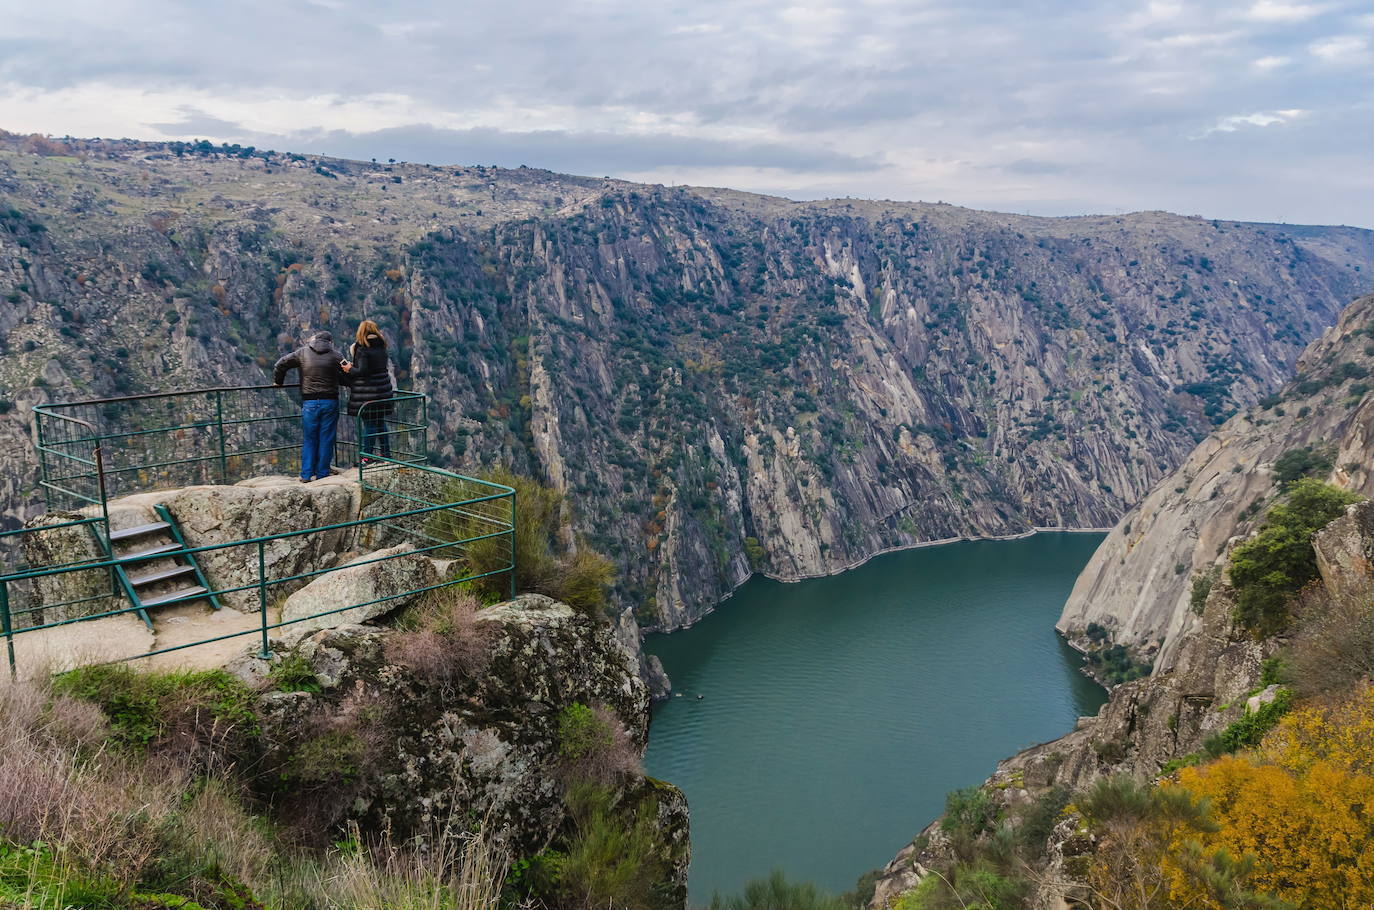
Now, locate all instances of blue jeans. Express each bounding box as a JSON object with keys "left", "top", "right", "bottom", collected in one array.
[
  {"left": 361, "top": 417, "right": 391, "bottom": 459},
  {"left": 300, "top": 399, "right": 339, "bottom": 481}
]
